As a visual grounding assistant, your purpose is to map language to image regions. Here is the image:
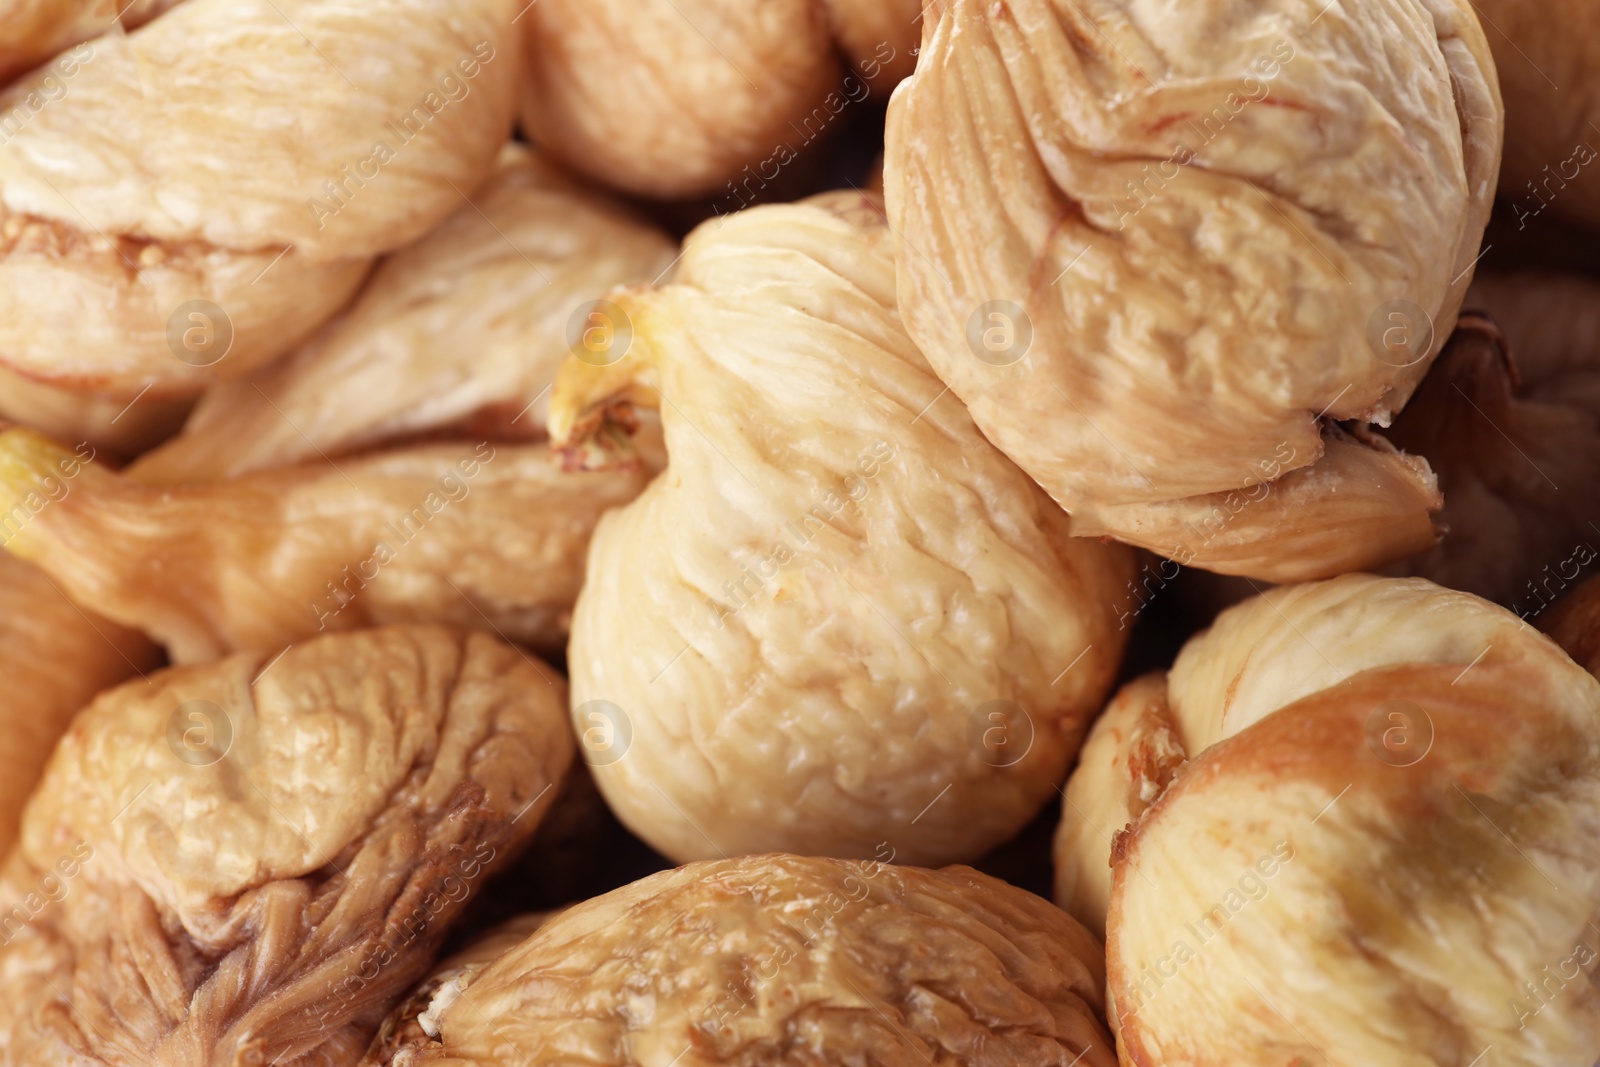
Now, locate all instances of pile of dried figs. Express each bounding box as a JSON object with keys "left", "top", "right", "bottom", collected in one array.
[{"left": 1, "top": 1, "right": 1598, "bottom": 1064}]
